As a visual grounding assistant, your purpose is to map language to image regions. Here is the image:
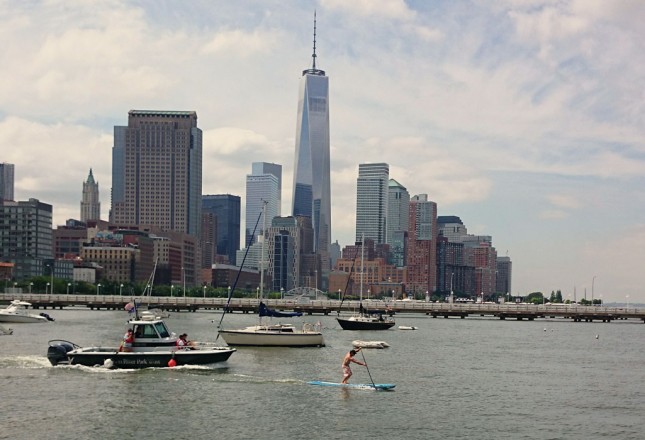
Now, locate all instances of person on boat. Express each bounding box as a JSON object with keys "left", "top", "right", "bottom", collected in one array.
[
  {"left": 341, "top": 347, "right": 365, "bottom": 384},
  {"left": 176, "top": 333, "right": 195, "bottom": 349},
  {"left": 120, "top": 329, "right": 134, "bottom": 352}
]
